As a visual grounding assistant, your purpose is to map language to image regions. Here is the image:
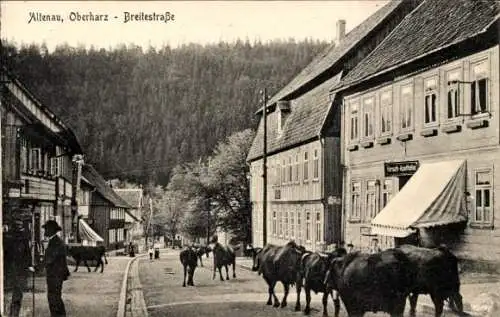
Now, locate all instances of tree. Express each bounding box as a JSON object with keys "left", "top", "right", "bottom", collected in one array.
[
  {"left": 203, "top": 129, "right": 255, "bottom": 244},
  {"left": 151, "top": 189, "right": 186, "bottom": 241}
]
